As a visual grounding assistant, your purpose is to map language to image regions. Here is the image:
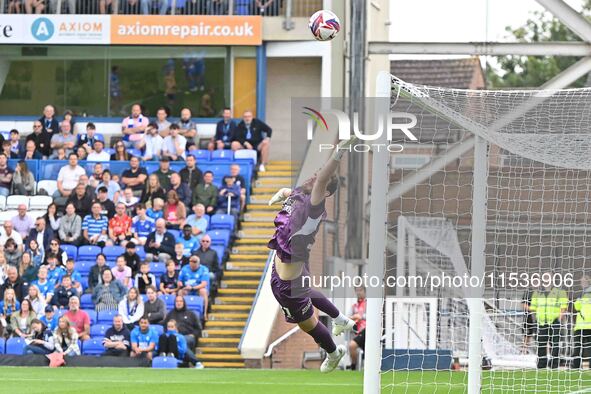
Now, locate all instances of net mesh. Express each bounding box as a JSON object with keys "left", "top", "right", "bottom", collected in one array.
[{"left": 380, "top": 76, "right": 591, "bottom": 393}]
